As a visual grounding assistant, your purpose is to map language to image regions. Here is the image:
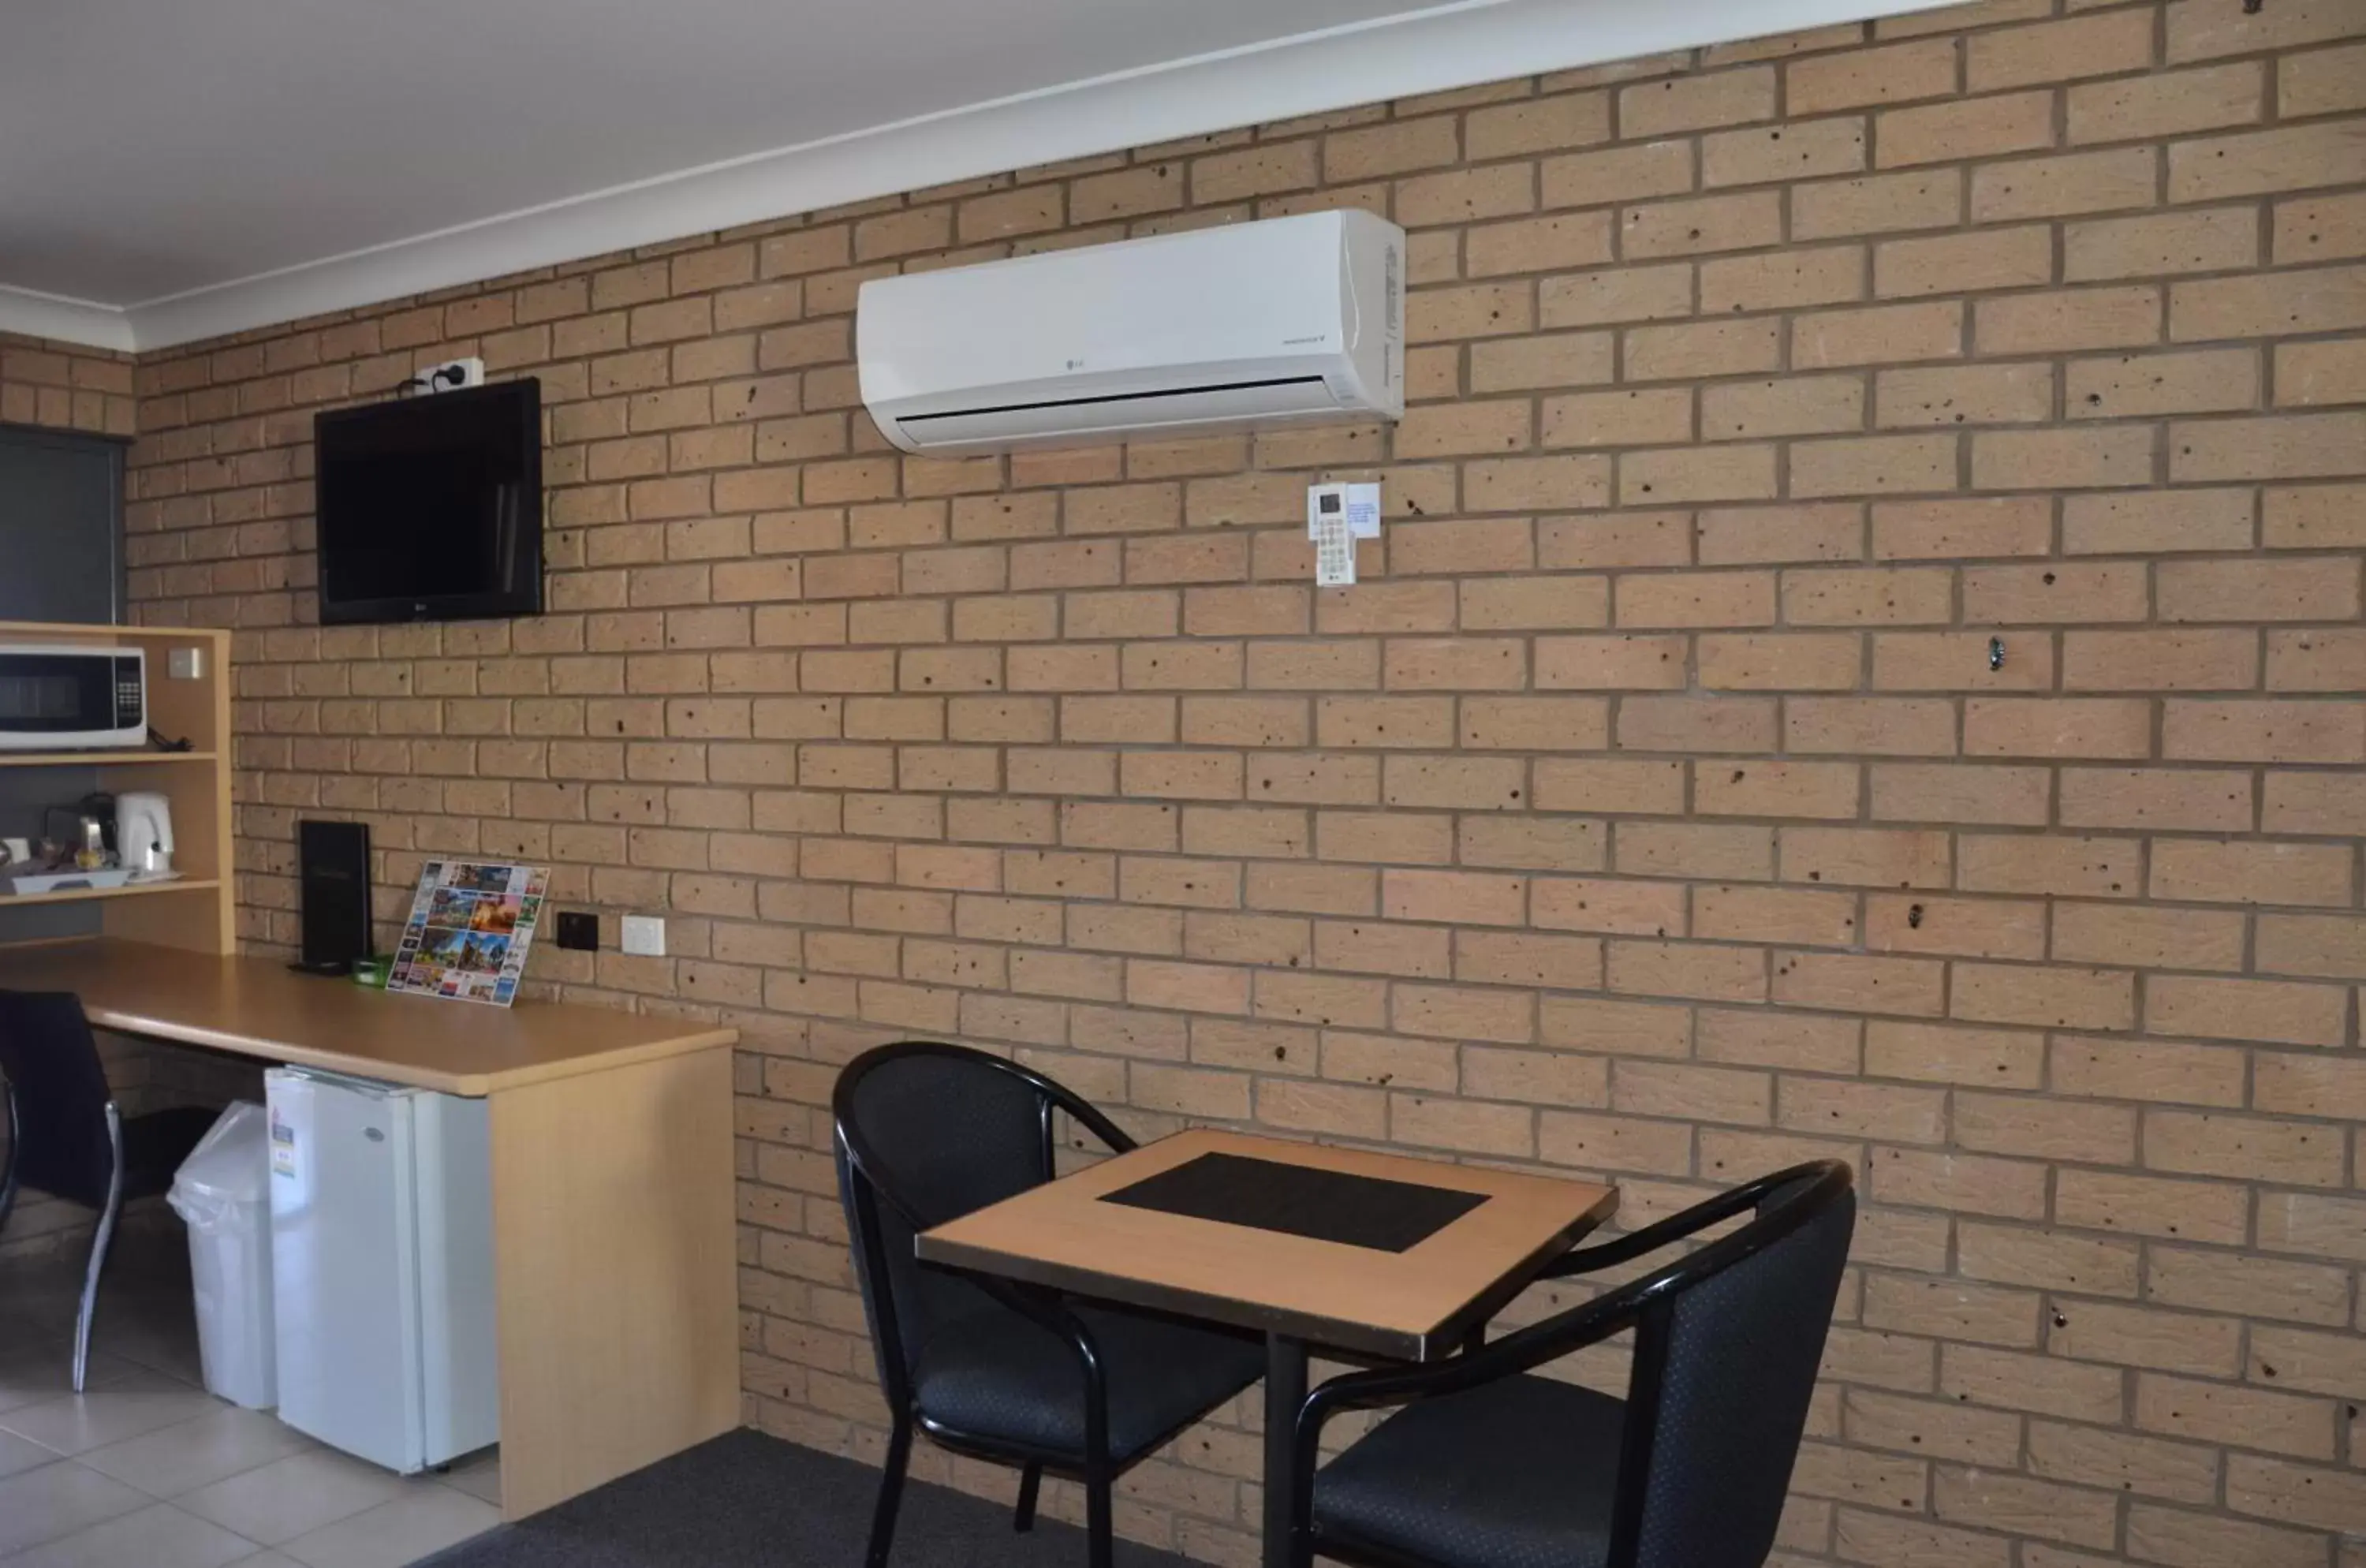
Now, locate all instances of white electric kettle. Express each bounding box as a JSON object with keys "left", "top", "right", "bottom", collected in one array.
[{"left": 117, "top": 791, "right": 175, "bottom": 876}]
